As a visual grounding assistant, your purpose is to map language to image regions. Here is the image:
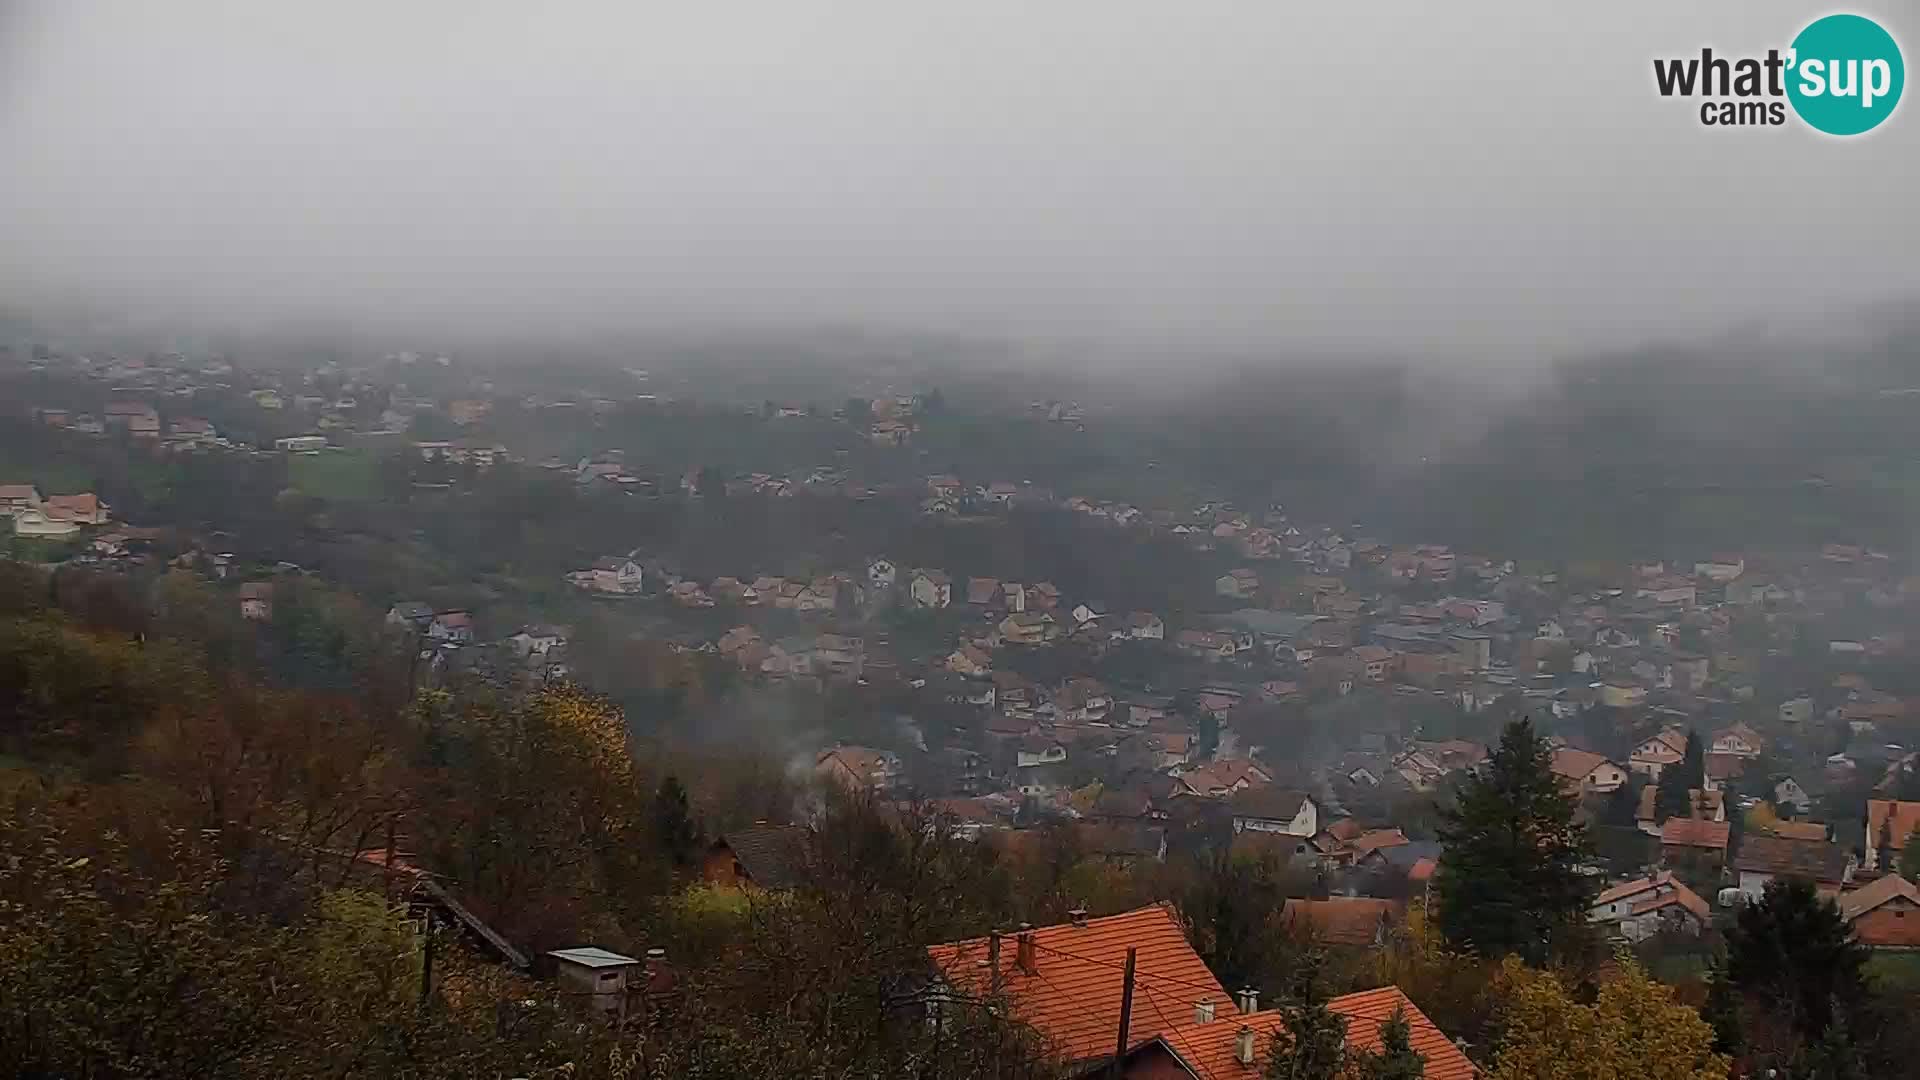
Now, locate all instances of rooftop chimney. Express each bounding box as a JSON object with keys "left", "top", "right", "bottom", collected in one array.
[
  {"left": 1237, "top": 987, "right": 1260, "bottom": 1014},
  {"left": 1068, "top": 906, "right": 1089, "bottom": 927},
  {"left": 1235, "top": 1025, "right": 1256, "bottom": 1065},
  {"left": 1195, "top": 999, "right": 1216, "bottom": 1024},
  {"left": 1015, "top": 929, "right": 1038, "bottom": 976}
]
